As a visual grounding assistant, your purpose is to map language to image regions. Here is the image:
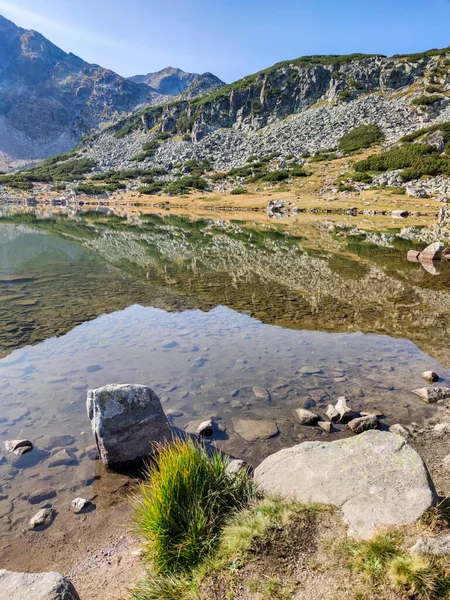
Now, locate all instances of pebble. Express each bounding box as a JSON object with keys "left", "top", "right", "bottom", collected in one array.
[
  {"left": 71, "top": 497, "right": 91, "bottom": 513},
  {"left": 226, "top": 459, "right": 247, "bottom": 477},
  {"left": 325, "top": 404, "right": 339, "bottom": 422},
  {"left": 28, "top": 508, "right": 54, "bottom": 530},
  {"left": 232, "top": 418, "right": 279, "bottom": 442},
  {"left": 434, "top": 423, "right": 450, "bottom": 434},
  {"left": 422, "top": 371, "right": 439, "bottom": 383},
  {"left": 166, "top": 409, "right": 184, "bottom": 418},
  {"left": 294, "top": 408, "right": 319, "bottom": 425},
  {"left": 196, "top": 420, "right": 214, "bottom": 437},
  {"left": 348, "top": 414, "right": 379, "bottom": 434},
  {"left": 41, "top": 435, "right": 75, "bottom": 451},
  {"left": 389, "top": 424, "right": 411, "bottom": 439},
  {"left": 412, "top": 388, "right": 450, "bottom": 403},
  {"left": 318, "top": 421, "right": 332, "bottom": 433},
  {"left": 252, "top": 387, "right": 271, "bottom": 402}
]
